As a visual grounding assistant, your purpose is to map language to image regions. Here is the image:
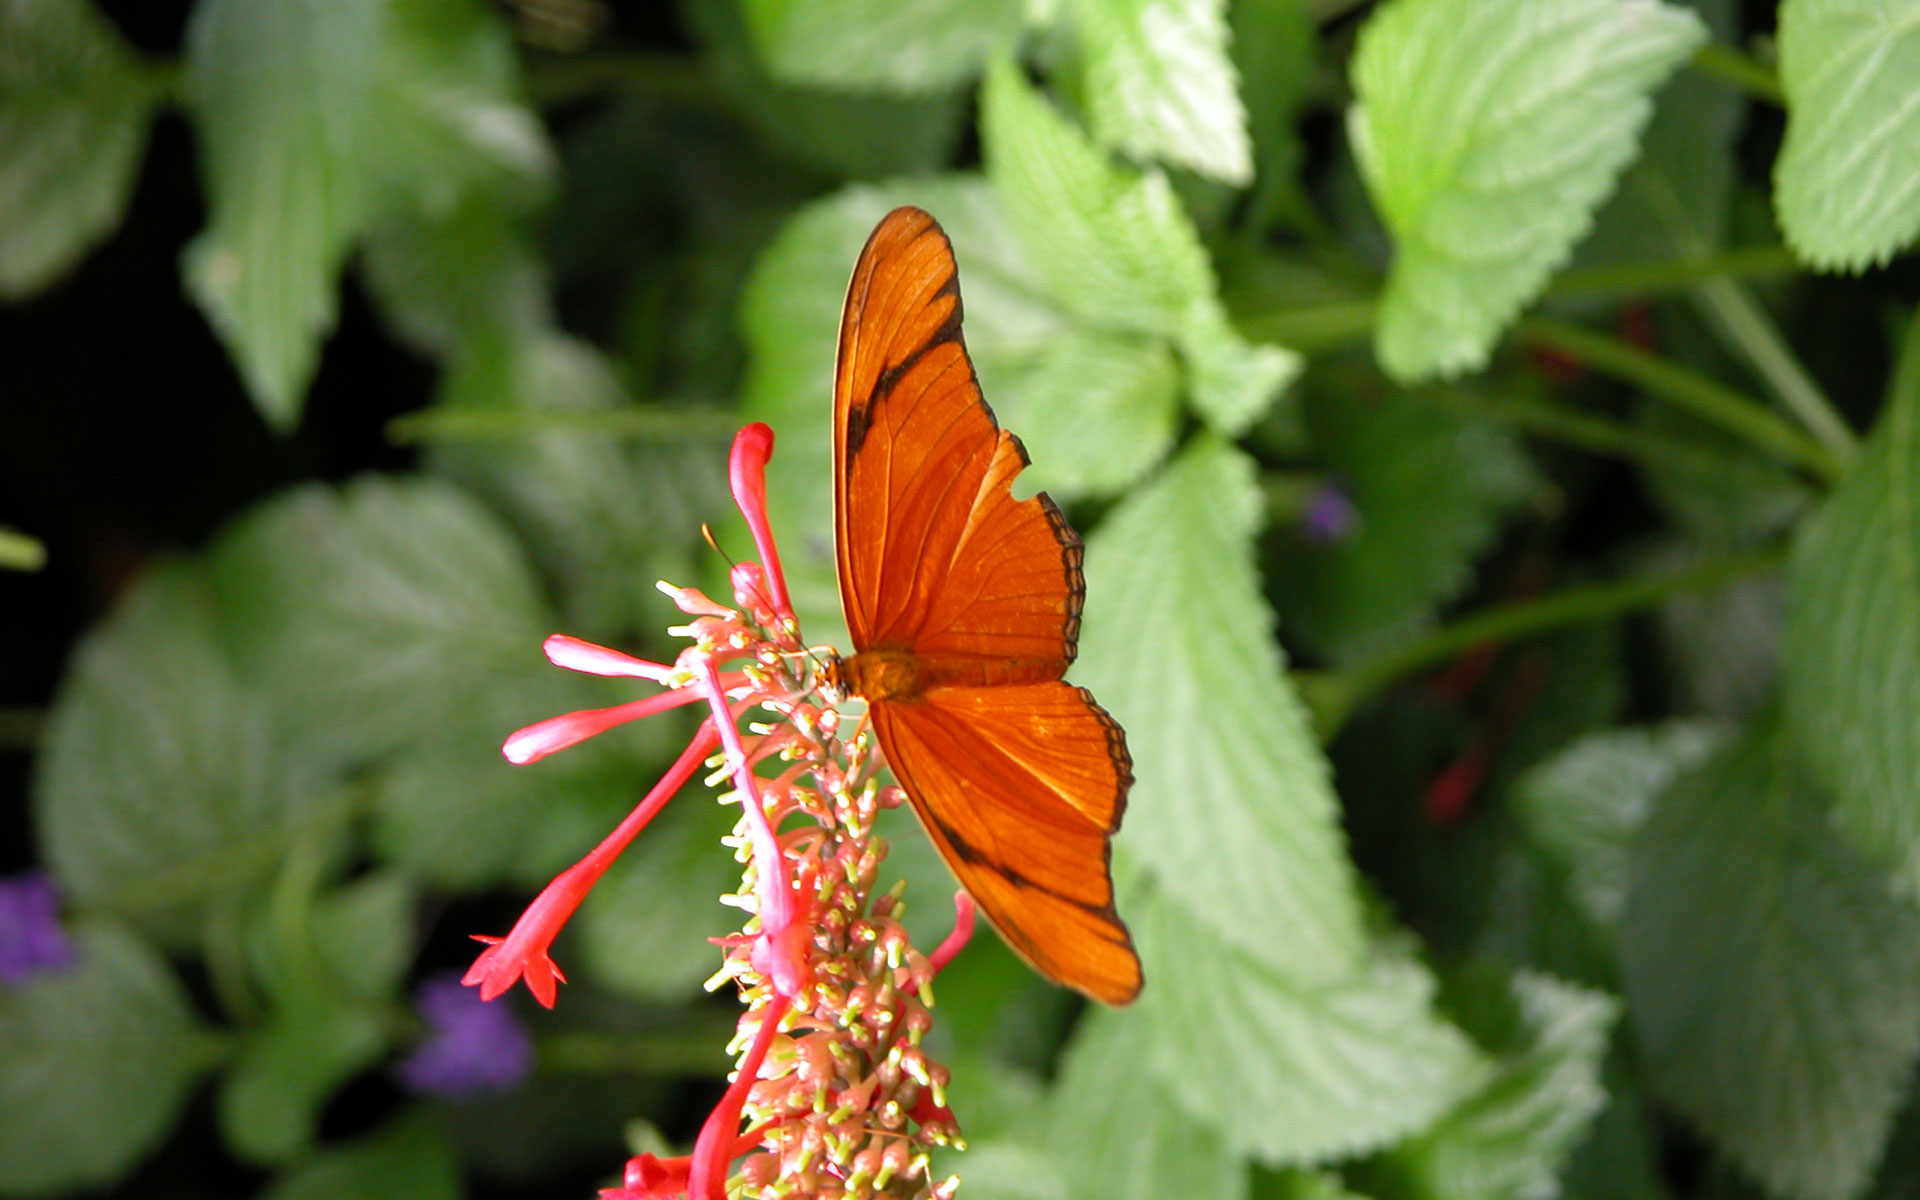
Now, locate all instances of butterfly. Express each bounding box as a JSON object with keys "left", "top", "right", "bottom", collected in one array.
[{"left": 825, "top": 206, "right": 1141, "bottom": 1006}]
